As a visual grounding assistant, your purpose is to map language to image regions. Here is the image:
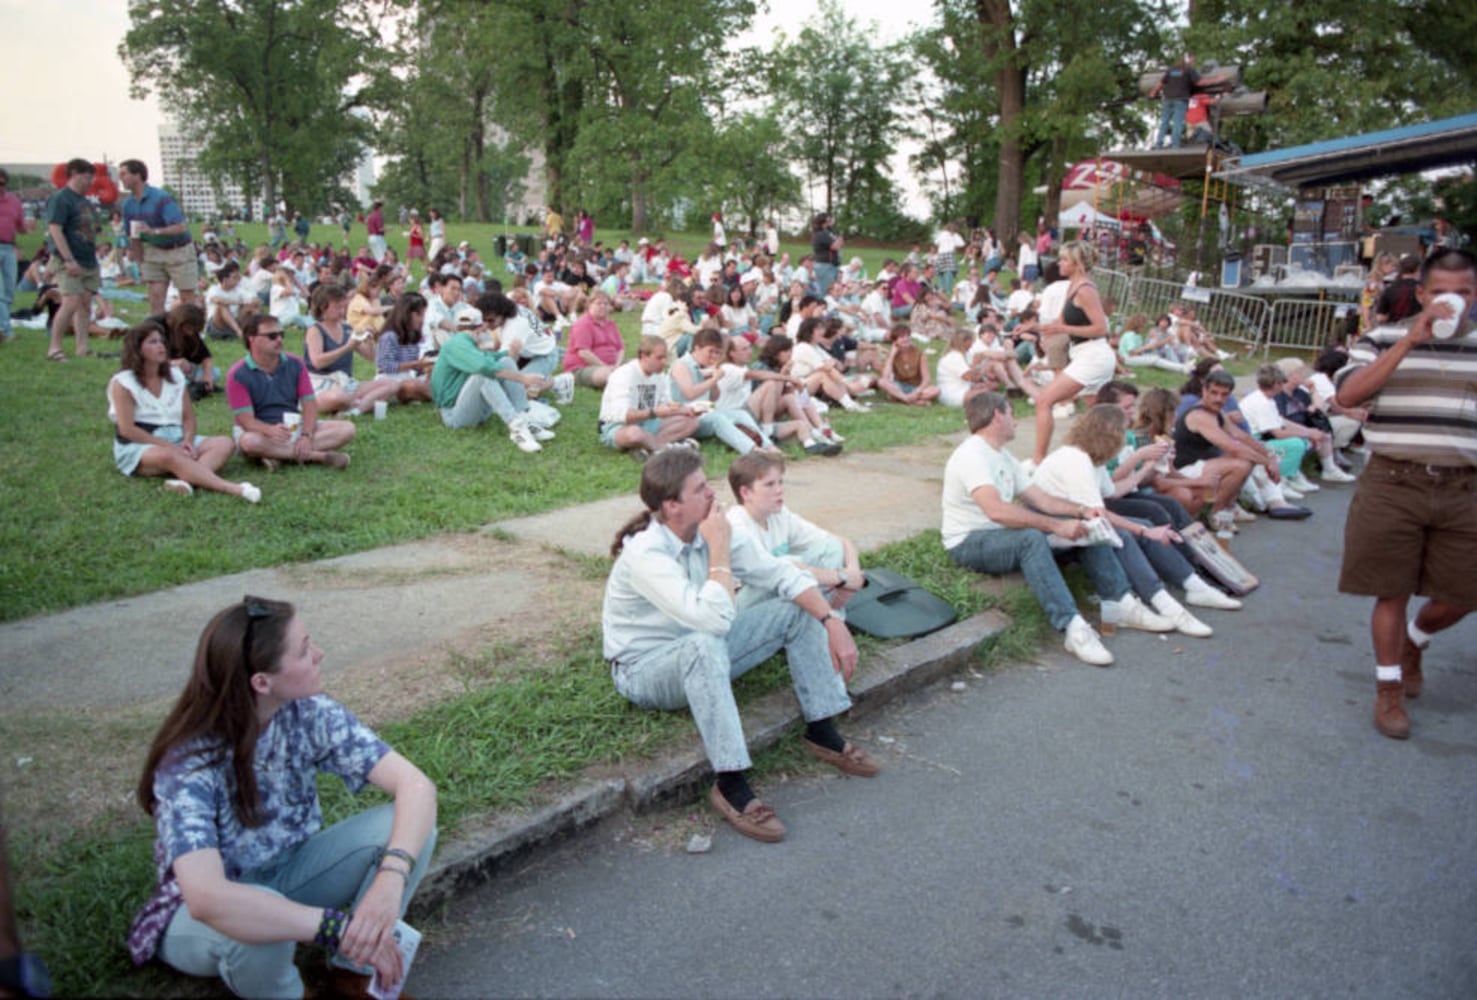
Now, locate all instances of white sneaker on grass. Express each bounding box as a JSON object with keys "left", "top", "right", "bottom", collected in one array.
[
  {"left": 162, "top": 479, "right": 193, "bottom": 497},
  {"left": 508, "top": 420, "right": 543, "bottom": 453},
  {"left": 240, "top": 483, "right": 262, "bottom": 504},
  {"left": 1064, "top": 615, "right": 1113, "bottom": 666}
]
